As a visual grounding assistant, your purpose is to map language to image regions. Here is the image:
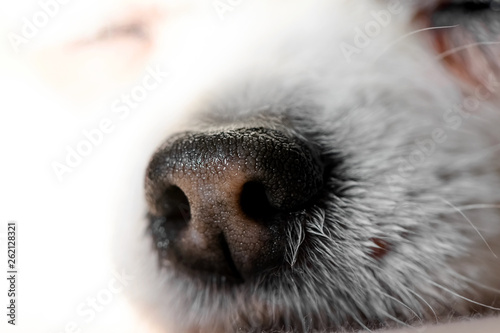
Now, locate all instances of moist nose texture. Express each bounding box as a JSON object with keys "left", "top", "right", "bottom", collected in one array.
[{"left": 146, "top": 127, "right": 323, "bottom": 281}]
